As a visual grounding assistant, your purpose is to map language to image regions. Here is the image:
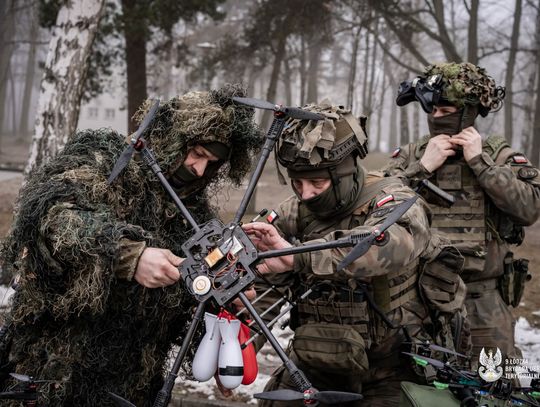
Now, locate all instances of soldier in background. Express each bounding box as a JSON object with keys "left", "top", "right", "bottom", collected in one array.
[
  {"left": 244, "top": 102, "right": 463, "bottom": 406},
  {"left": 383, "top": 62, "right": 540, "bottom": 361}
]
